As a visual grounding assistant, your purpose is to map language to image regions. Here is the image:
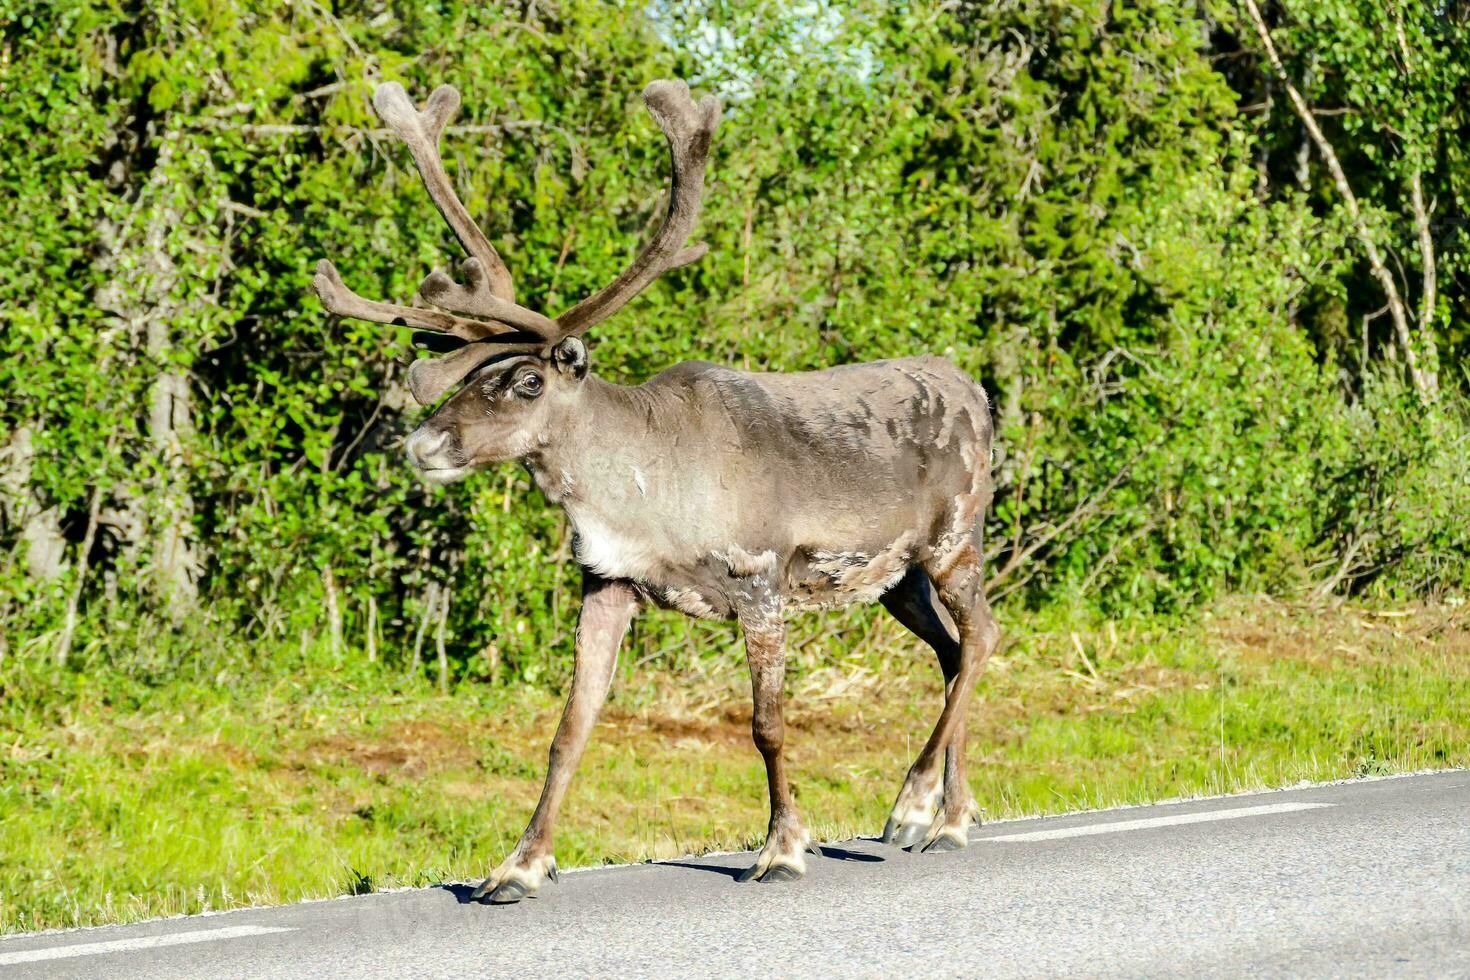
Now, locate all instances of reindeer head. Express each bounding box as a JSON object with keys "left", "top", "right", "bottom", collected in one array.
[
  {"left": 312, "top": 80, "right": 721, "bottom": 484},
  {"left": 402, "top": 339, "right": 590, "bottom": 483}
]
